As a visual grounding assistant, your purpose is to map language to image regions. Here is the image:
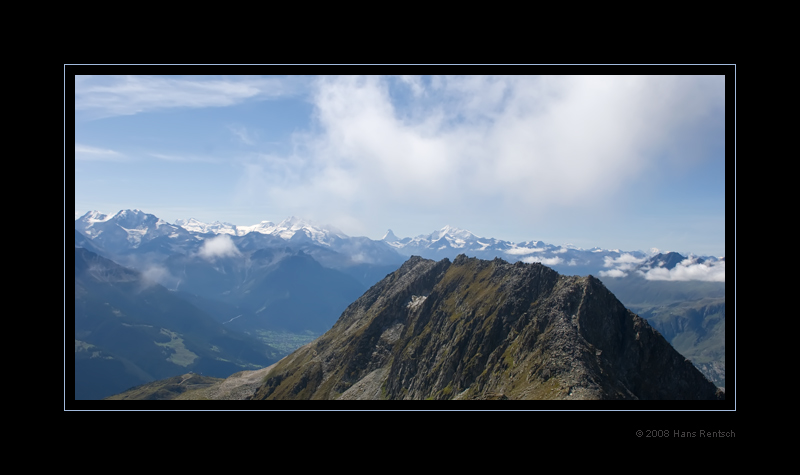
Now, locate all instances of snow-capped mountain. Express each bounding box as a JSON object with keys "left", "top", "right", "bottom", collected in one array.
[
  {"left": 174, "top": 216, "right": 348, "bottom": 246},
  {"left": 384, "top": 225, "right": 568, "bottom": 256},
  {"left": 380, "top": 226, "right": 724, "bottom": 282},
  {"left": 75, "top": 209, "right": 723, "bottom": 282},
  {"left": 75, "top": 209, "right": 197, "bottom": 254},
  {"left": 174, "top": 218, "right": 242, "bottom": 235},
  {"left": 384, "top": 225, "right": 585, "bottom": 265},
  {"left": 268, "top": 216, "right": 349, "bottom": 245},
  {"left": 207, "top": 216, "right": 403, "bottom": 268},
  {"left": 75, "top": 210, "right": 406, "bottom": 281}
]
